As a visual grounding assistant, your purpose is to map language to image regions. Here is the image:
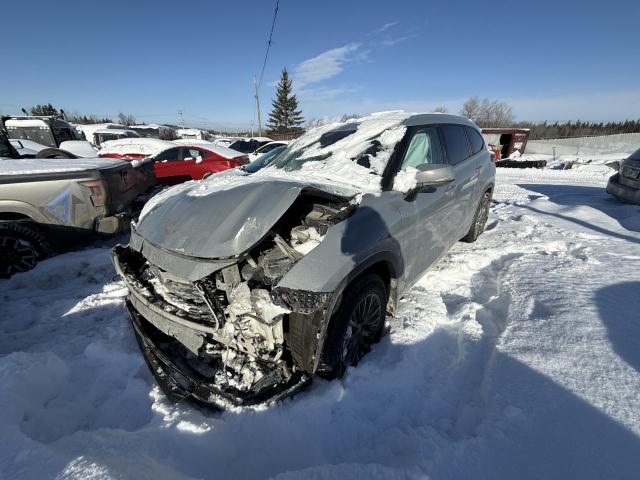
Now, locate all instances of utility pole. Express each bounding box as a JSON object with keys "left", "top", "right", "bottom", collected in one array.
[
  {"left": 252, "top": 75, "right": 262, "bottom": 137},
  {"left": 178, "top": 110, "right": 185, "bottom": 129}
]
